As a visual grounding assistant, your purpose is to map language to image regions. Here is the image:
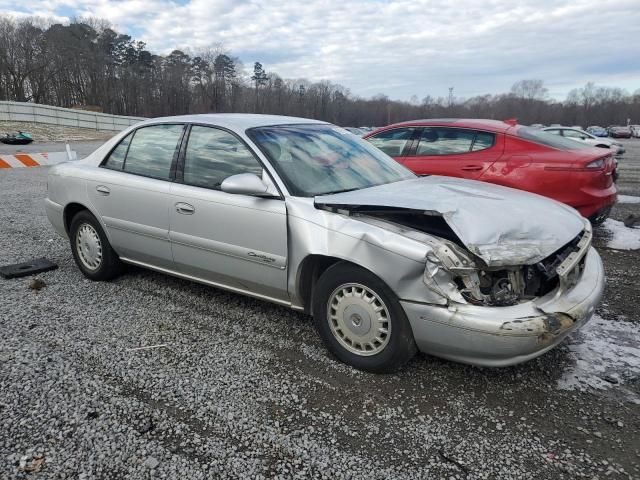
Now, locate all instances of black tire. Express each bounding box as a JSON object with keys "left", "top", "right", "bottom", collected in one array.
[
  {"left": 69, "top": 210, "right": 123, "bottom": 281},
  {"left": 588, "top": 205, "right": 612, "bottom": 227},
  {"left": 312, "top": 262, "right": 417, "bottom": 373}
]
